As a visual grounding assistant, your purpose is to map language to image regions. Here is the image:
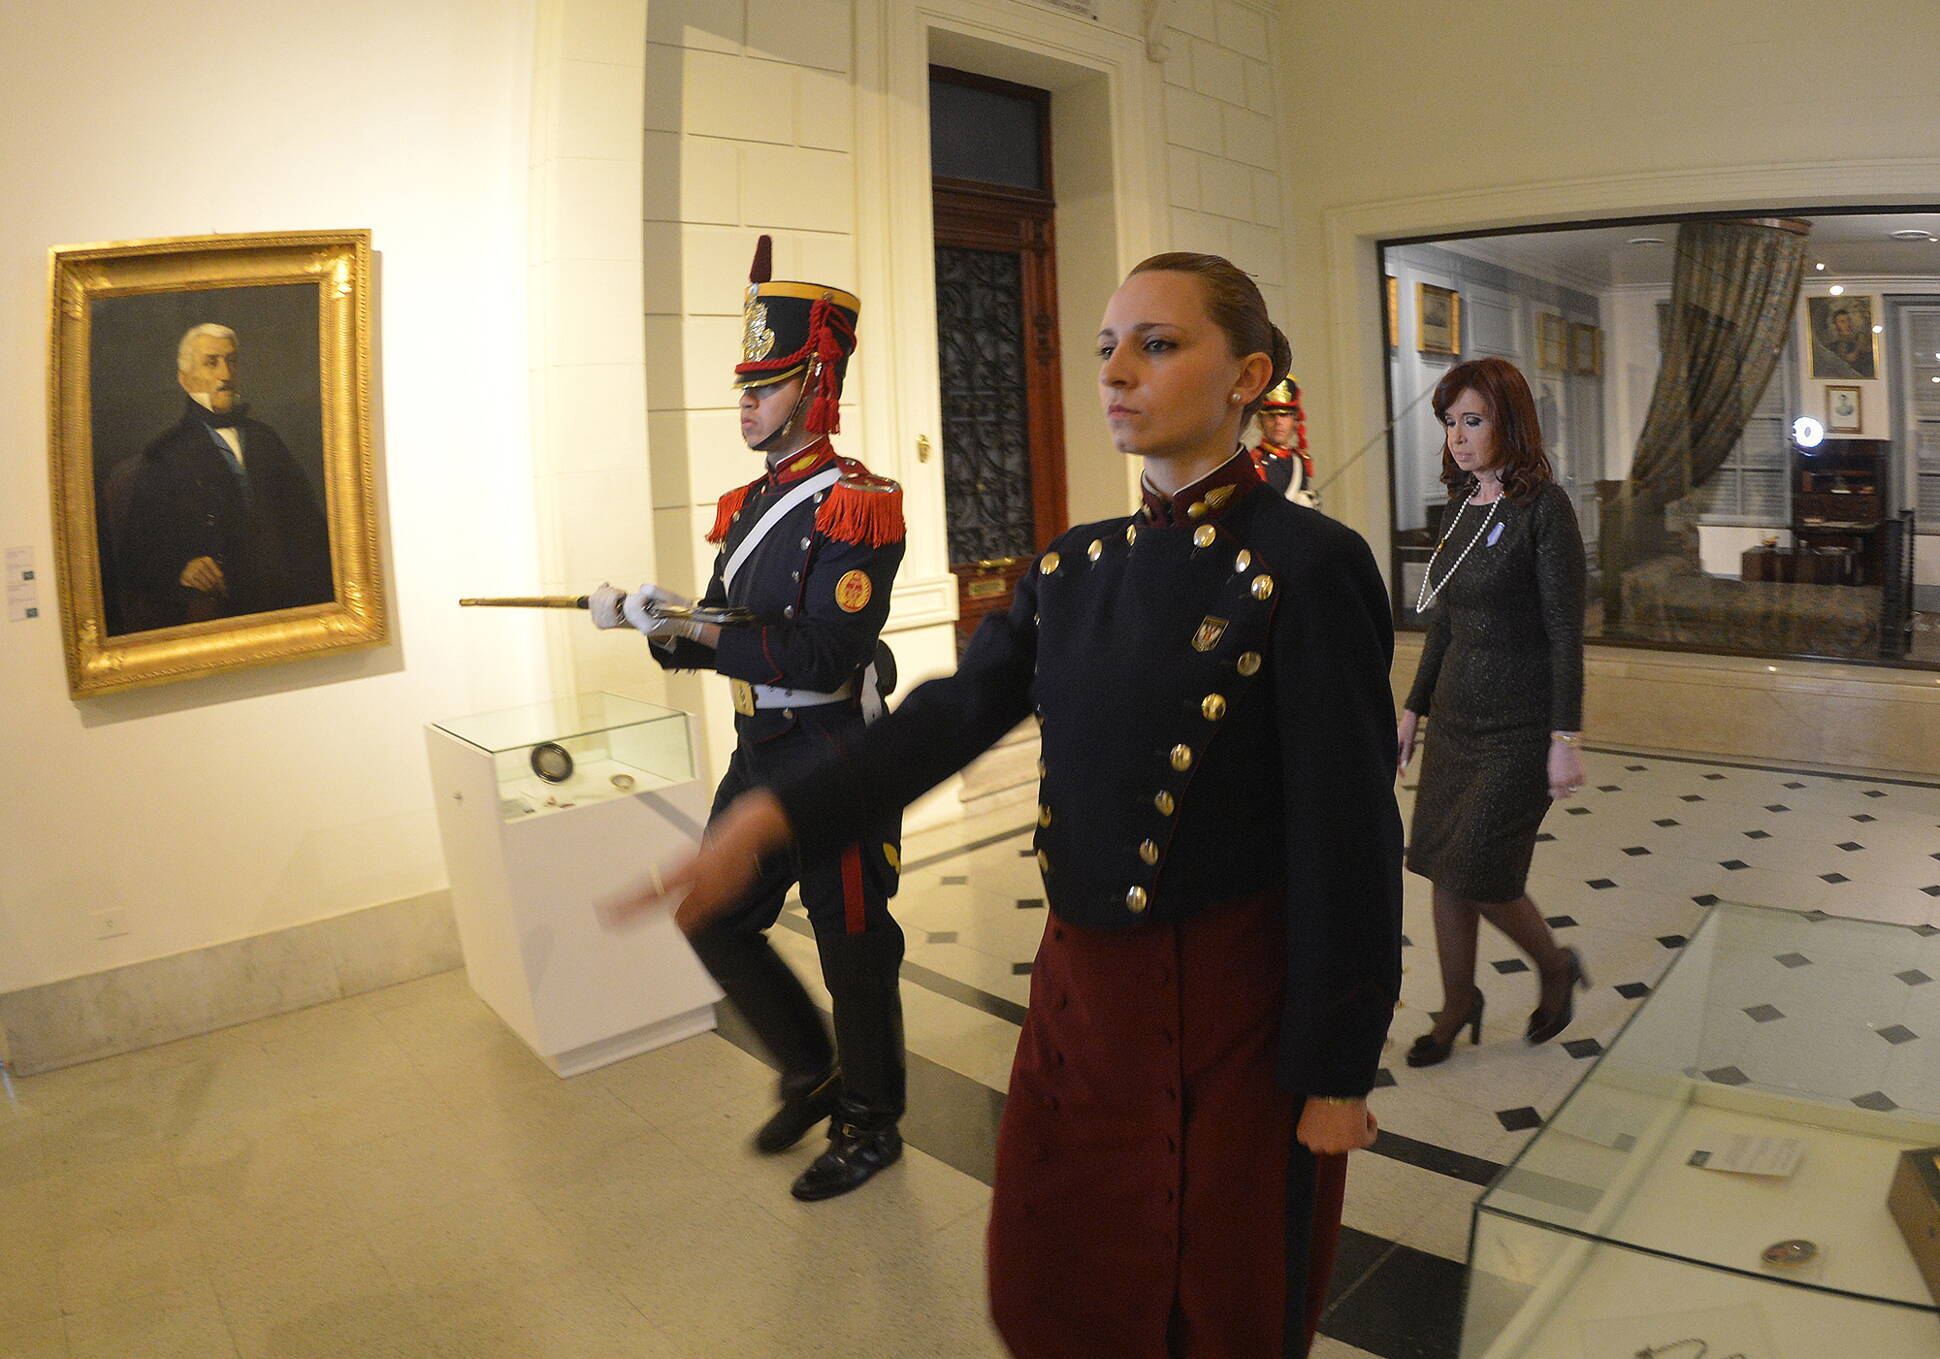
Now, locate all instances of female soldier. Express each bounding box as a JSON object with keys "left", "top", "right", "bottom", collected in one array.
[{"left": 609, "top": 253, "right": 1403, "bottom": 1358}]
